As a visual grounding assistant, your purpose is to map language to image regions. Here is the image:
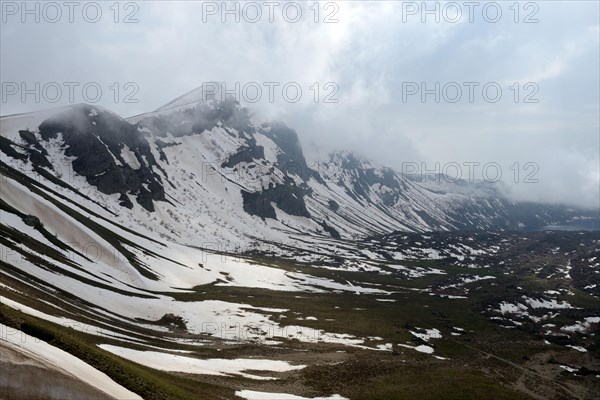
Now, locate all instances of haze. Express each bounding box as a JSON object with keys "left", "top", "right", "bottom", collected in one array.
[{"left": 1, "top": 1, "right": 598, "bottom": 208}]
